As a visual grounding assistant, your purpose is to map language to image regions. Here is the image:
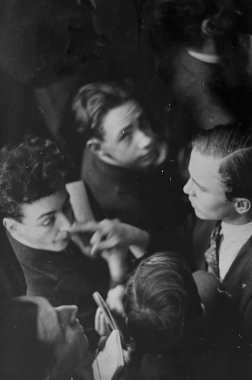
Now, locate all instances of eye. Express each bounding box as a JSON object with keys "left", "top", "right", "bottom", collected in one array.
[
  {"left": 199, "top": 186, "right": 207, "bottom": 193},
  {"left": 120, "top": 130, "right": 131, "bottom": 141},
  {"left": 42, "top": 216, "right": 55, "bottom": 226}
]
